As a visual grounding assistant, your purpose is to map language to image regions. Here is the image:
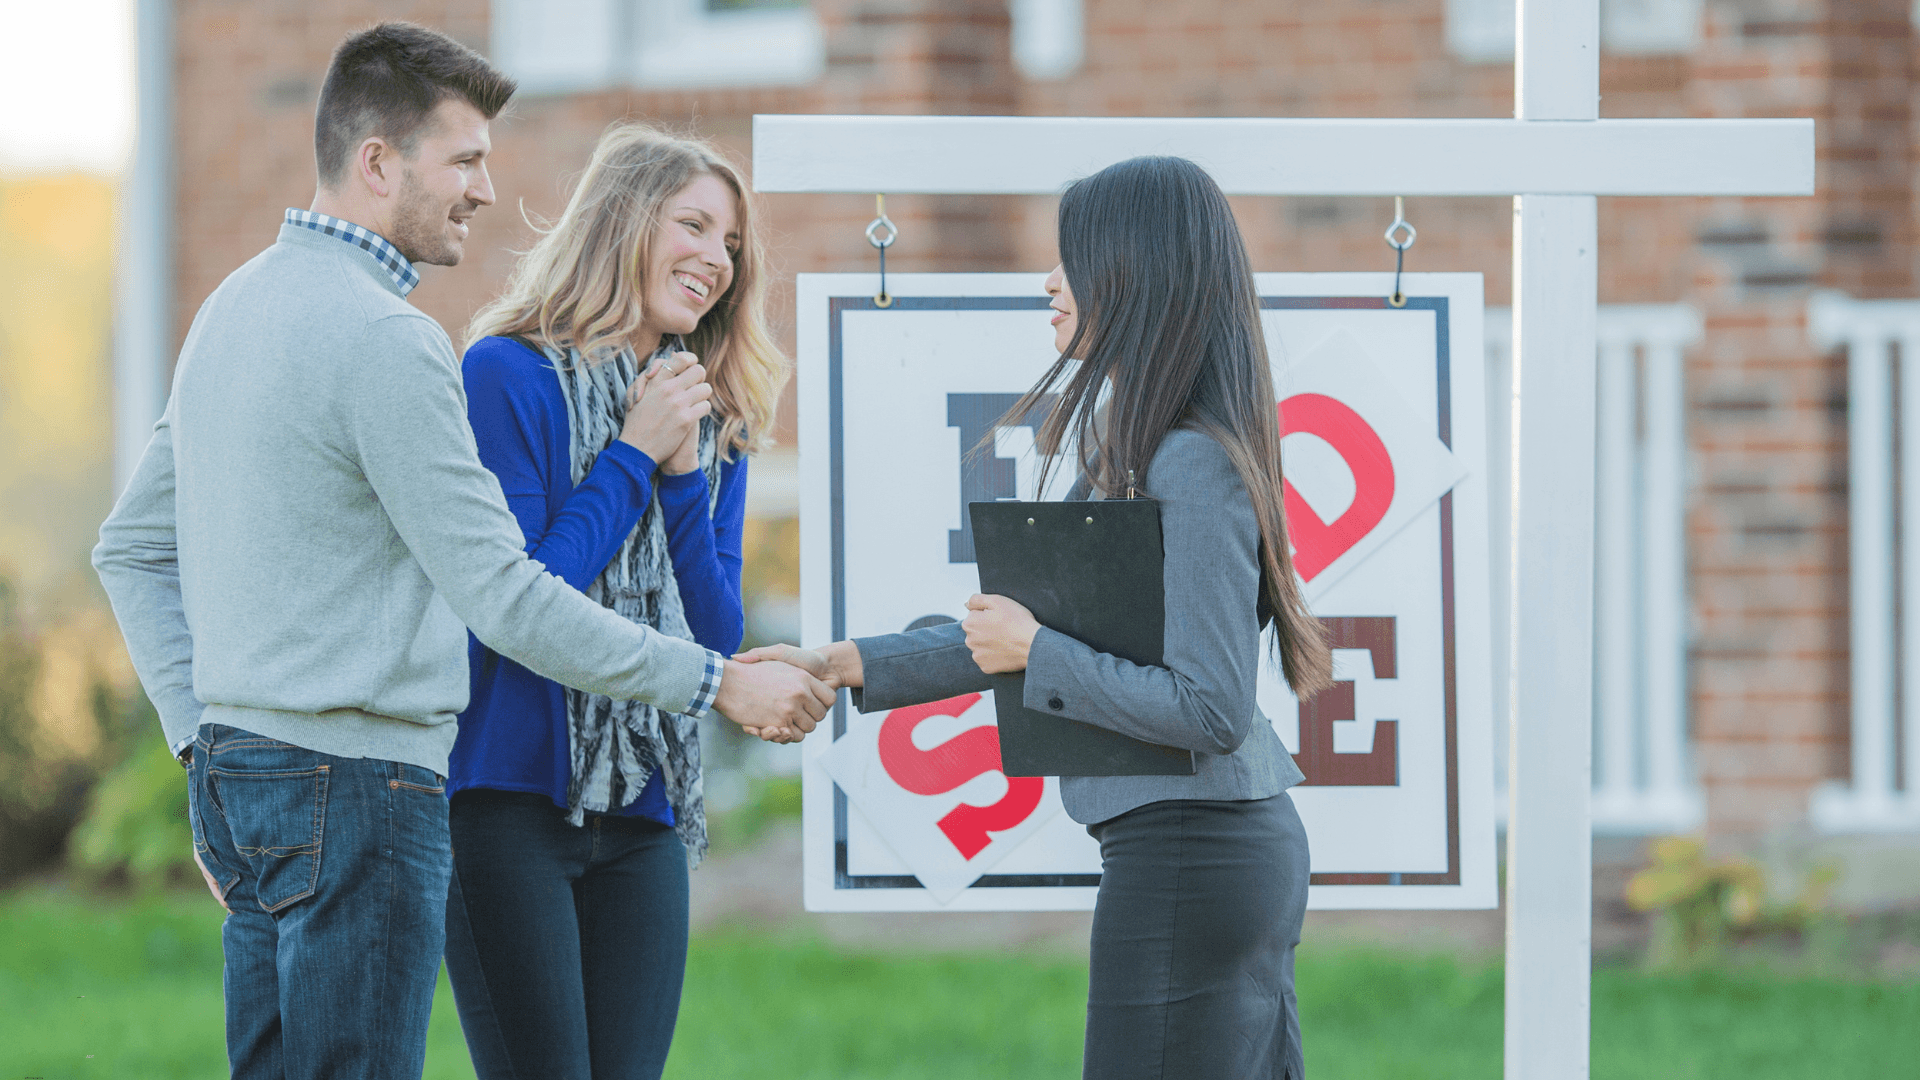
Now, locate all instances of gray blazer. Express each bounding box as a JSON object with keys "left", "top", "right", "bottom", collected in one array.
[{"left": 852, "top": 428, "right": 1306, "bottom": 825}]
